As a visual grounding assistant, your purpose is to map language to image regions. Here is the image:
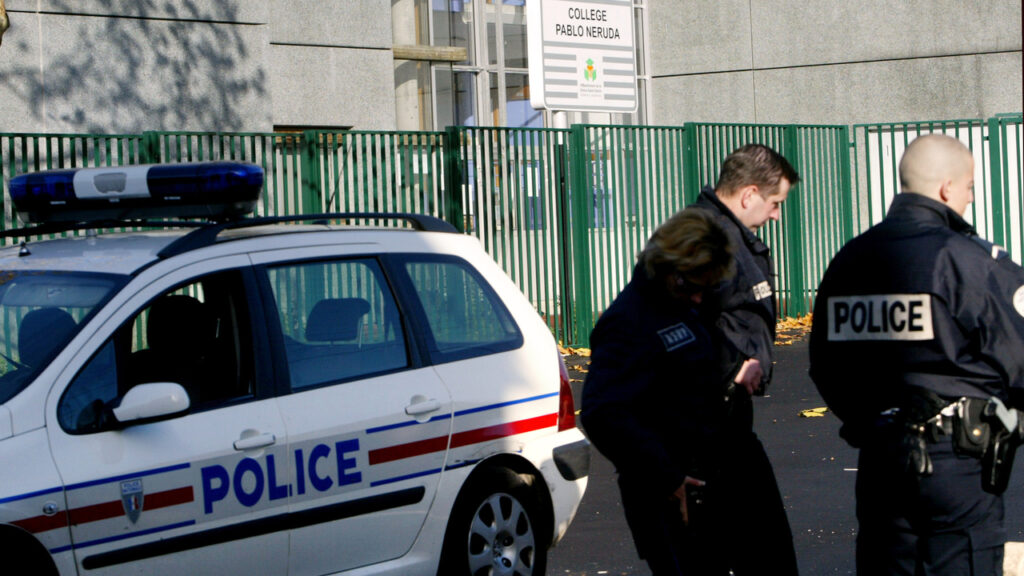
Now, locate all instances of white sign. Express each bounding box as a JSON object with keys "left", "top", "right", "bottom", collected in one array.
[{"left": 527, "top": 0, "right": 637, "bottom": 113}]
